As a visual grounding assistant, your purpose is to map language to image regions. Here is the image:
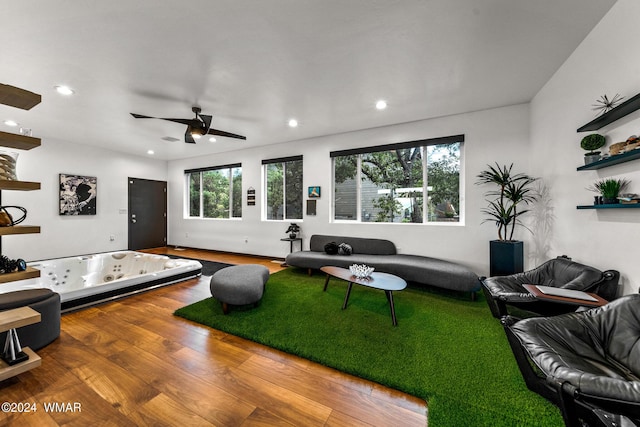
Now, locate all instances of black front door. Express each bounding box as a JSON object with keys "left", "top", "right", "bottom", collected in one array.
[{"left": 128, "top": 178, "right": 167, "bottom": 250}]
